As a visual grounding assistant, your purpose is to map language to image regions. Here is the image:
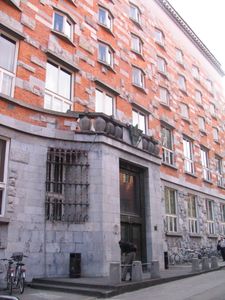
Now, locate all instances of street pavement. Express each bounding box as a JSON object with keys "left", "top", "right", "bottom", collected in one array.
[{"left": 1, "top": 269, "right": 225, "bottom": 300}]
